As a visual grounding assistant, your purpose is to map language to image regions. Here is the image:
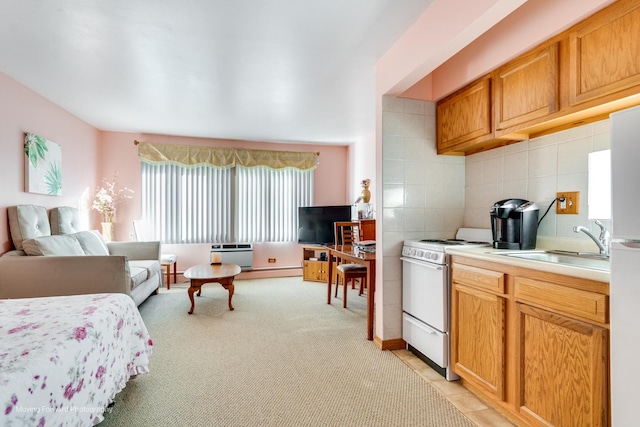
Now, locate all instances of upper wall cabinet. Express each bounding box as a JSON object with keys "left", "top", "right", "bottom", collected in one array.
[
  {"left": 436, "top": 76, "right": 492, "bottom": 154},
  {"left": 436, "top": 0, "right": 640, "bottom": 156},
  {"left": 494, "top": 43, "right": 559, "bottom": 135},
  {"left": 569, "top": 0, "right": 640, "bottom": 106}
]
